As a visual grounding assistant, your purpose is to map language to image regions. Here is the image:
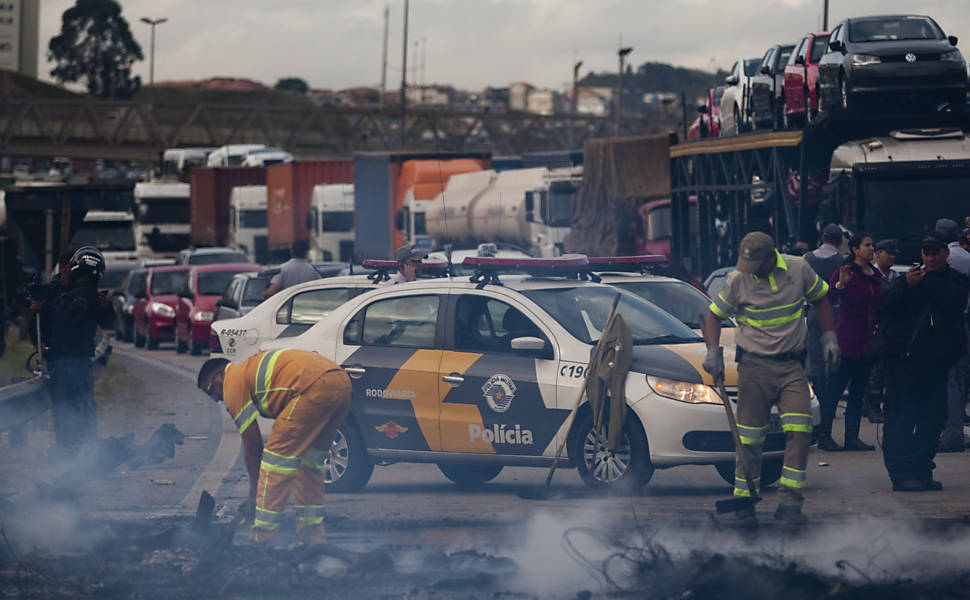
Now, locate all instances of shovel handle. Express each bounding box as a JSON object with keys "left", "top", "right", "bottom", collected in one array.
[{"left": 716, "top": 377, "right": 760, "bottom": 501}]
